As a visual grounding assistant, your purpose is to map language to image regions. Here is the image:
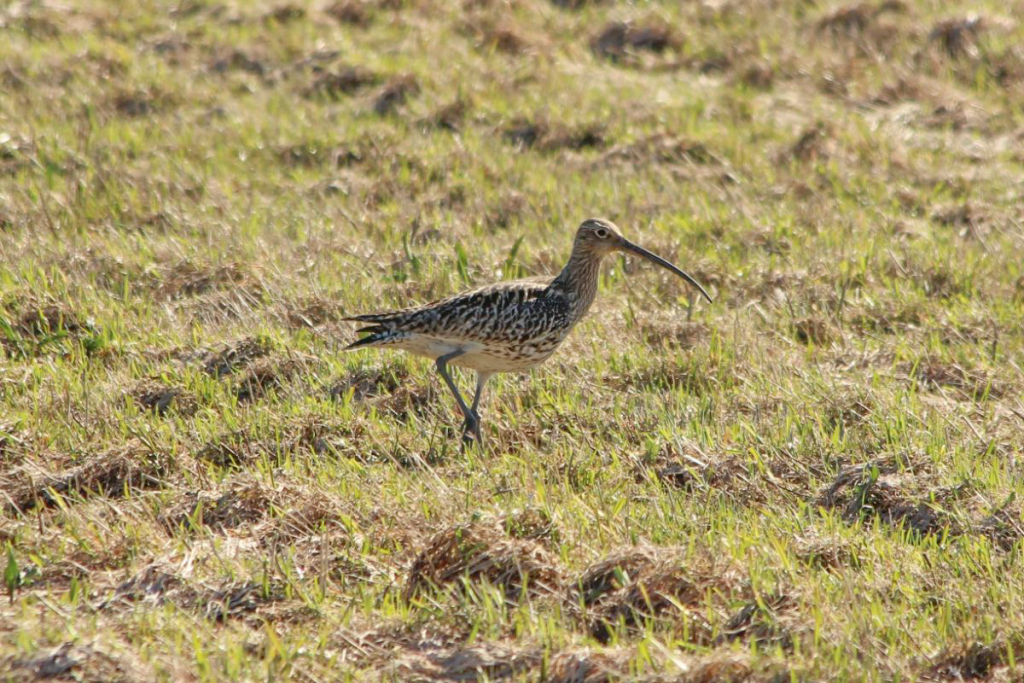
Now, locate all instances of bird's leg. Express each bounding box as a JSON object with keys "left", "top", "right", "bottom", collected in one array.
[
  {"left": 435, "top": 351, "right": 473, "bottom": 437},
  {"left": 461, "top": 371, "right": 493, "bottom": 444}
]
